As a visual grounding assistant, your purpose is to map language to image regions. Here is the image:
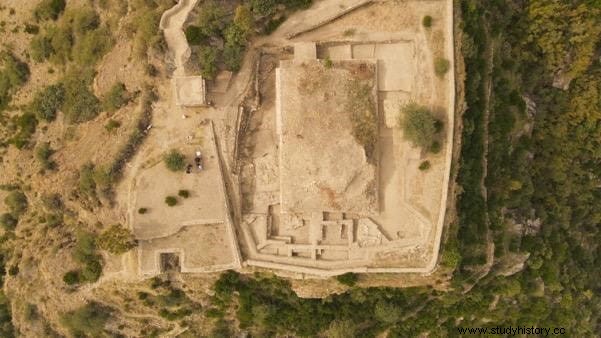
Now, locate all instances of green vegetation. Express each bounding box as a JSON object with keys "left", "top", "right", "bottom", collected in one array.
[
  {"left": 0, "top": 213, "right": 17, "bottom": 231},
  {"left": 97, "top": 224, "right": 137, "bottom": 255},
  {"left": 335, "top": 272, "right": 358, "bottom": 286},
  {"left": 0, "top": 51, "right": 29, "bottom": 111},
  {"left": 178, "top": 190, "right": 190, "bottom": 198},
  {"left": 60, "top": 302, "right": 112, "bottom": 337},
  {"left": 9, "top": 113, "right": 38, "bottom": 149},
  {"left": 399, "top": 103, "right": 438, "bottom": 149},
  {"left": 138, "top": 207, "right": 148, "bottom": 214},
  {"left": 4, "top": 190, "right": 27, "bottom": 217},
  {"left": 418, "top": 160, "right": 430, "bottom": 171},
  {"left": 34, "top": 0, "right": 66, "bottom": 21},
  {"left": 64, "top": 232, "right": 103, "bottom": 285},
  {"left": 129, "top": 0, "right": 173, "bottom": 58},
  {"left": 164, "top": 150, "right": 186, "bottom": 172},
  {"left": 345, "top": 79, "right": 377, "bottom": 163},
  {"left": 102, "top": 82, "right": 129, "bottom": 113},
  {"left": 434, "top": 57, "right": 450, "bottom": 77},
  {"left": 165, "top": 196, "right": 177, "bottom": 207},
  {"left": 104, "top": 119, "right": 121, "bottom": 133},
  {"left": 35, "top": 142, "right": 56, "bottom": 170},
  {"left": 31, "top": 8, "right": 113, "bottom": 66},
  {"left": 197, "top": 46, "right": 219, "bottom": 79},
  {"left": 61, "top": 68, "right": 101, "bottom": 123},
  {"left": 422, "top": 15, "right": 432, "bottom": 28},
  {"left": 140, "top": 279, "right": 201, "bottom": 321},
  {"left": 28, "top": 84, "right": 65, "bottom": 122}
]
